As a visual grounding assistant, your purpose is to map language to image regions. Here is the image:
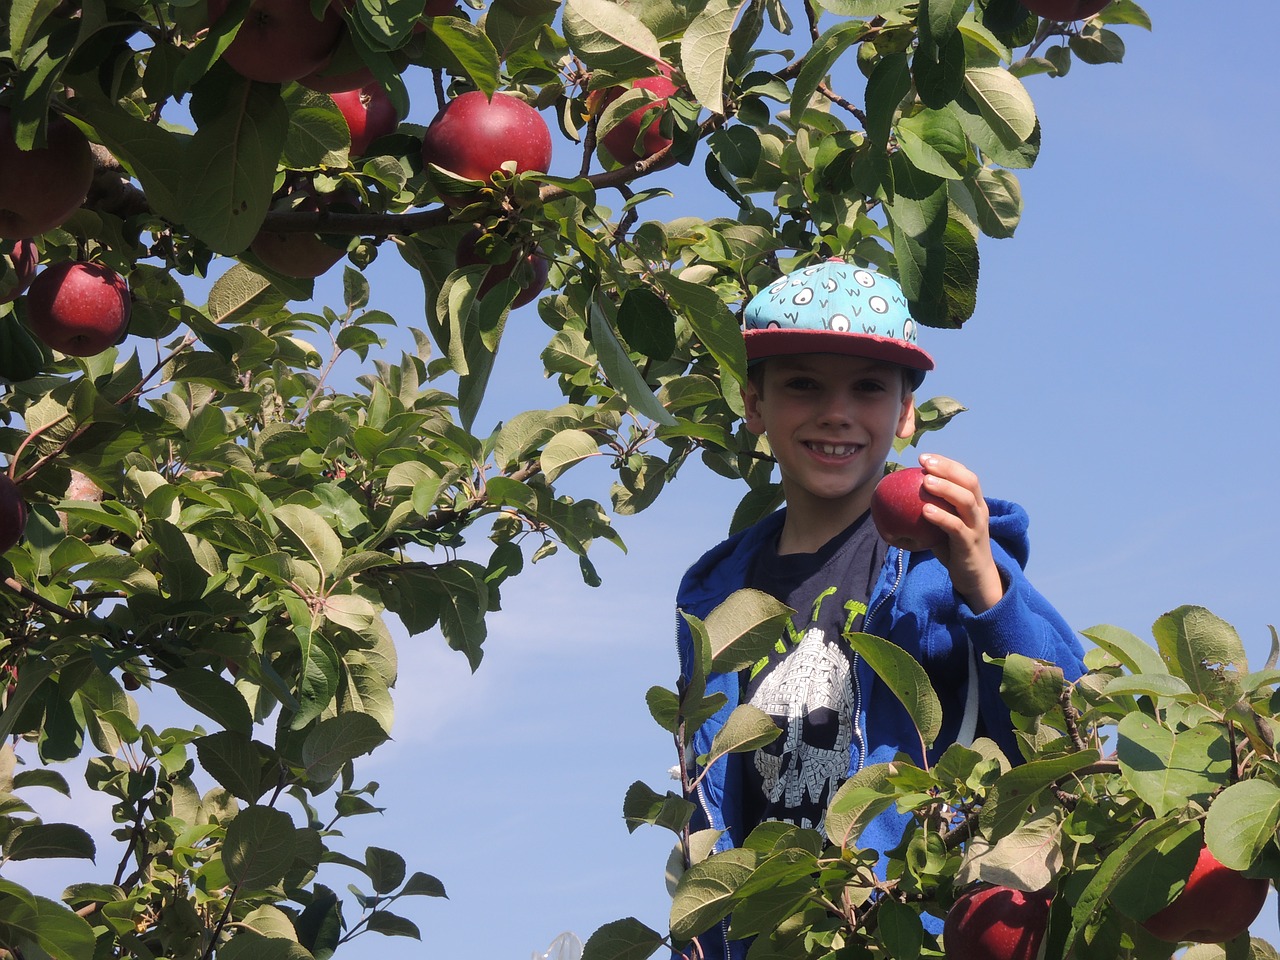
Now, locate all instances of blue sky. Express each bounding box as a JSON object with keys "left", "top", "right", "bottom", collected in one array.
[{"left": 9, "top": 3, "right": 1280, "bottom": 957}]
